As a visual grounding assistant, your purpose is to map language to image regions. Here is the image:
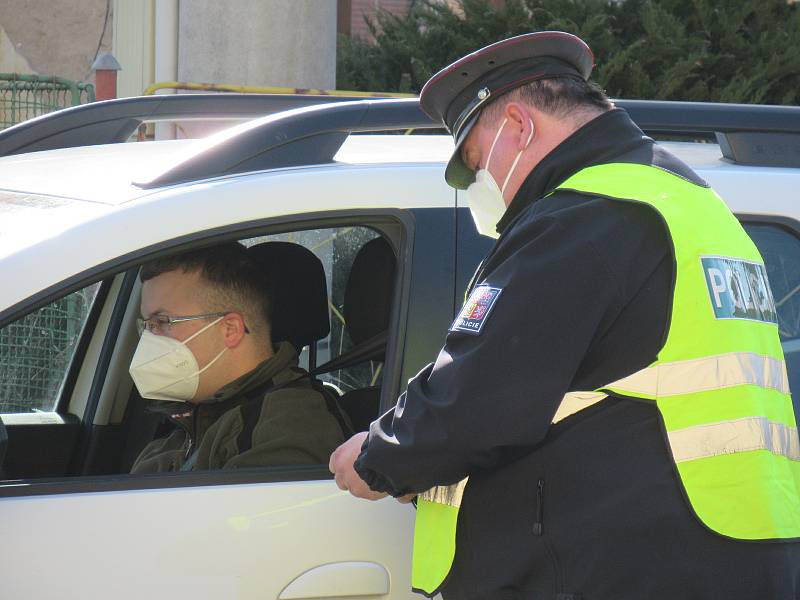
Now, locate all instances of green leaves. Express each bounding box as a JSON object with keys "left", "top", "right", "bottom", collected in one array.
[{"left": 336, "top": 0, "right": 800, "bottom": 105}]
